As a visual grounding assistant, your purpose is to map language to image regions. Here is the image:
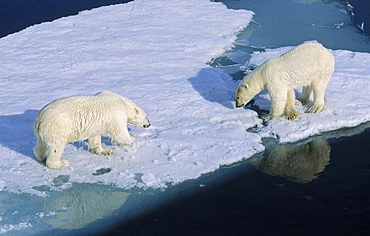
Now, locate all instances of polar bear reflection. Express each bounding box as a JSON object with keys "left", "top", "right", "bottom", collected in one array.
[
  {"left": 40, "top": 184, "right": 130, "bottom": 230},
  {"left": 251, "top": 139, "right": 331, "bottom": 183}
]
